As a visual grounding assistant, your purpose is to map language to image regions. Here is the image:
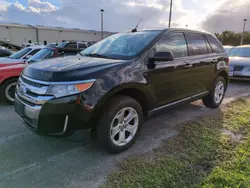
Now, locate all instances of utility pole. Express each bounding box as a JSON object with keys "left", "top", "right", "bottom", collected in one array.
[
  {"left": 100, "top": 9, "right": 104, "bottom": 40},
  {"left": 240, "top": 19, "right": 247, "bottom": 45},
  {"left": 168, "top": 0, "right": 173, "bottom": 28}
]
